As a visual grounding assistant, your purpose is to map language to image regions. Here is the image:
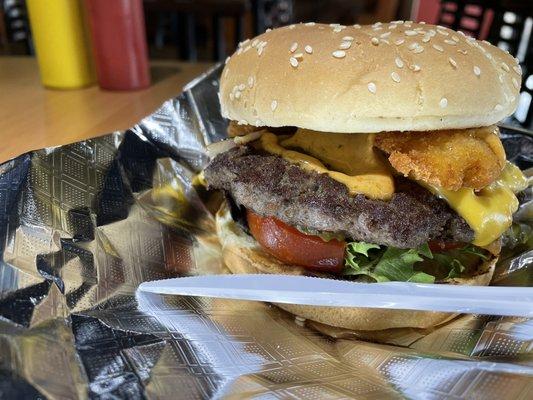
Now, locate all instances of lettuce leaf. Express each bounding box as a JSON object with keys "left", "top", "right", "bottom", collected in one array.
[
  {"left": 344, "top": 241, "right": 490, "bottom": 283},
  {"left": 344, "top": 242, "right": 434, "bottom": 283}
]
